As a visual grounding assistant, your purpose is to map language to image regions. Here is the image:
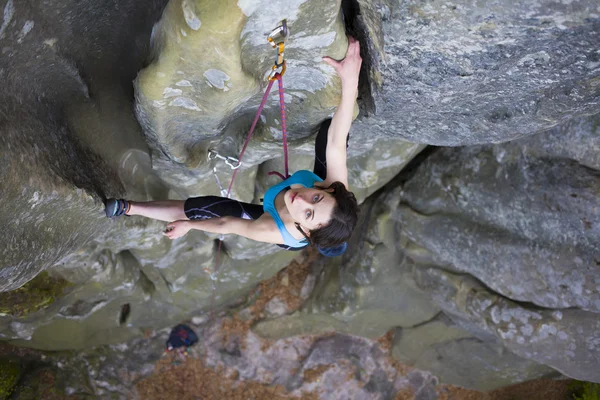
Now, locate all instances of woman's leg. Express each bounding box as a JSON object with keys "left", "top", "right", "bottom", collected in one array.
[
  {"left": 183, "top": 196, "right": 264, "bottom": 221},
  {"left": 108, "top": 196, "right": 264, "bottom": 223},
  {"left": 127, "top": 200, "right": 187, "bottom": 222}
]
